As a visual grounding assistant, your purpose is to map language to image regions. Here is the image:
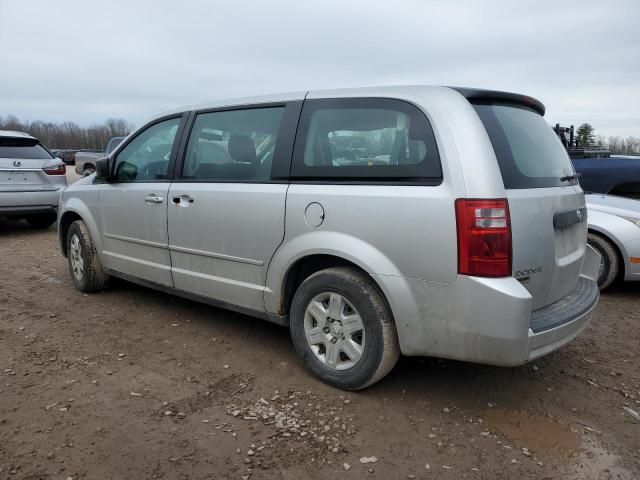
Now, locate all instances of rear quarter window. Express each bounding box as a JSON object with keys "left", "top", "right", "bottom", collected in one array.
[
  {"left": 291, "top": 98, "right": 441, "bottom": 183},
  {"left": 474, "top": 103, "right": 576, "bottom": 189}
]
